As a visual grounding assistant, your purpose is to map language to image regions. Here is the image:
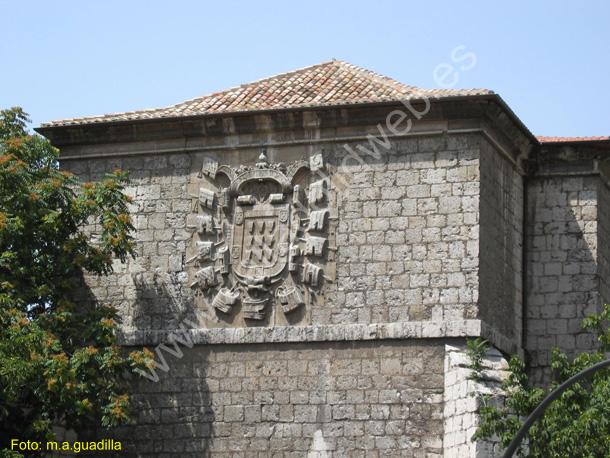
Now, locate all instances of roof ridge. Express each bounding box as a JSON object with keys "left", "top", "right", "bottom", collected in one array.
[
  {"left": 331, "top": 60, "right": 419, "bottom": 94},
  {"left": 173, "top": 59, "right": 342, "bottom": 108}
]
